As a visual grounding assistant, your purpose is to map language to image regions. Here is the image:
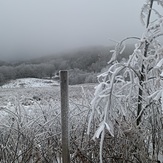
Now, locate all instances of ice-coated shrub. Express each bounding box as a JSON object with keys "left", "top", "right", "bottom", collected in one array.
[{"left": 88, "top": 1, "right": 163, "bottom": 162}]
